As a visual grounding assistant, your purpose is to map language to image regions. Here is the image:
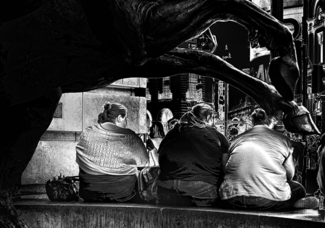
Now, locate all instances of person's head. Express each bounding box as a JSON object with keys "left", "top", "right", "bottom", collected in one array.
[
  {"left": 191, "top": 103, "right": 215, "bottom": 126},
  {"left": 250, "top": 108, "right": 271, "bottom": 127},
  {"left": 179, "top": 103, "right": 215, "bottom": 128},
  {"left": 98, "top": 102, "right": 128, "bottom": 128},
  {"left": 149, "top": 121, "right": 166, "bottom": 138},
  {"left": 167, "top": 118, "right": 178, "bottom": 132}
]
